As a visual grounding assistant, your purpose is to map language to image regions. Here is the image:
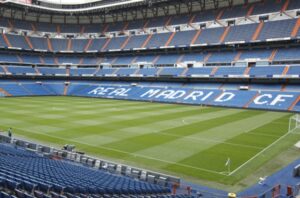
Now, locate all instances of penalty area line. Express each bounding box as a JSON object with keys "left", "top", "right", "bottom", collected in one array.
[{"left": 228, "top": 130, "right": 292, "bottom": 176}]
